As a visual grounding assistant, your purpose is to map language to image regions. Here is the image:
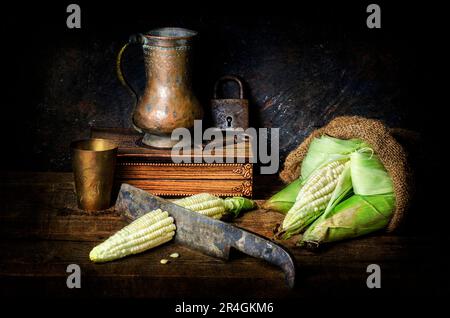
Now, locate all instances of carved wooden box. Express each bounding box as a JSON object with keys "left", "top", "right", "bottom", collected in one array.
[{"left": 91, "top": 128, "right": 253, "bottom": 197}]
